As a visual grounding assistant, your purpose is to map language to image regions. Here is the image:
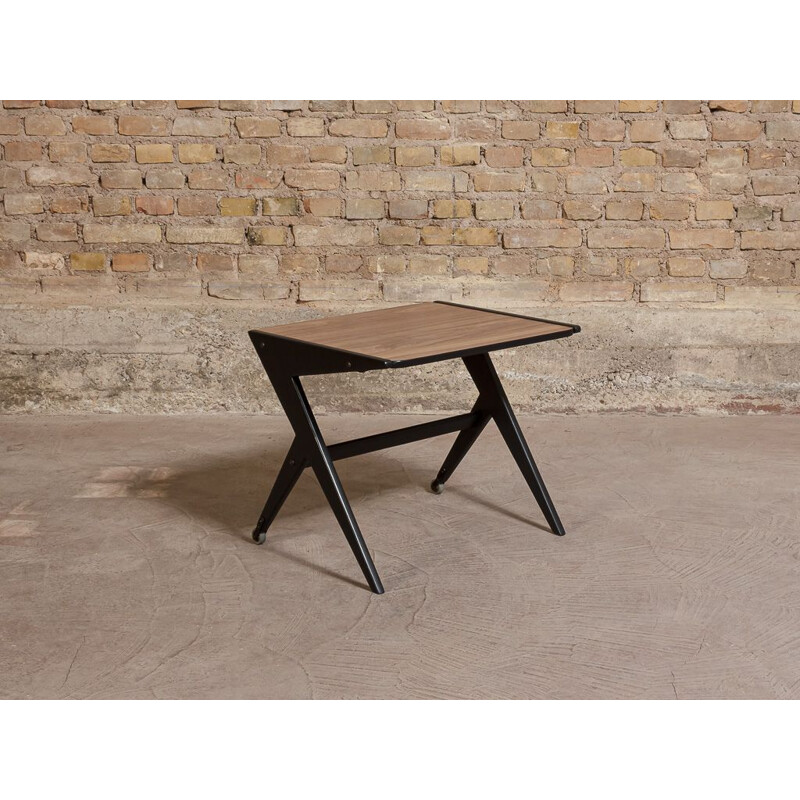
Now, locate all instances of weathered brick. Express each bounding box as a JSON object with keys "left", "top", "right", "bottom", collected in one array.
[
  {"left": 584, "top": 255, "right": 618, "bottom": 276},
  {"left": 379, "top": 225, "right": 419, "bottom": 245},
  {"left": 752, "top": 175, "right": 799, "bottom": 195},
  {"left": 765, "top": 119, "right": 800, "bottom": 140},
  {"left": 501, "top": 121, "right": 539, "bottom": 140},
  {"left": 370, "top": 255, "right": 406, "bottom": 274},
  {"left": 135, "top": 144, "right": 173, "bottom": 164},
  {"left": 4, "top": 141, "right": 42, "bottom": 161},
  {"left": 504, "top": 228, "right": 581, "bottom": 248},
  {"left": 575, "top": 147, "right": 613, "bottom": 167},
  {"left": 588, "top": 120, "right": 625, "bottom": 141},
  {"left": 620, "top": 148, "right": 657, "bottom": 167},
  {"left": 167, "top": 225, "right": 244, "bottom": 244},
  {"left": 100, "top": 169, "right": 142, "bottom": 189},
  {"left": 36, "top": 223, "right": 76, "bottom": 241},
  {"left": 408, "top": 255, "right": 449, "bottom": 274},
  {"left": 24, "top": 114, "right": 66, "bottom": 136},
  {"left": 135, "top": 196, "right": 173, "bottom": 215},
  {"left": 4, "top": 101, "right": 40, "bottom": 108},
  {"left": 4, "top": 193, "right": 44, "bottom": 215},
  {"left": 0, "top": 116, "right": 22, "bottom": 135},
  {"left": 724, "top": 286, "right": 800, "bottom": 307},
  {"left": 118, "top": 116, "right": 169, "bottom": 136},
  {"left": 112, "top": 253, "right": 151, "bottom": 272},
  {"left": 220, "top": 197, "right": 257, "bottom": 216},
  {"left": 441, "top": 100, "right": 481, "bottom": 113},
  {"left": 394, "top": 101, "right": 434, "bottom": 111},
  {"left": 474, "top": 172, "right": 525, "bottom": 192},
  {"left": 709, "top": 259, "right": 747, "bottom": 278},
  {"left": 709, "top": 172, "right": 748, "bottom": 194},
  {"left": 707, "top": 148, "right": 745, "bottom": 169},
  {"left": 709, "top": 101, "right": 748, "bottom": 112},
  {"left": 663, "top": 101, "right": 702, "bottom": 114},
  {"left": 739, "top": 204, "right": 773, "bottom": 222},
  {"left": 574, "top": 101, "right": 615, "bottom": 113},
  {"left": 661, "top": 173, "right": 703, "bottom": 193},
  {"left": 668, "top": 257, "right": 705, "bottom": 277},
  {"left": 223, "top": 144, "right": 261, "bottom": 165},
  {"left": 90, "top": 144, "right": 130, "bottom": 163},
  {"left": 531, "top": 173, "right": 559, "bottom": 192},
  {"left": 494, "top": 255, "right": 534, "bottom": 276},
  {"left": 239, "top": 254, "right": 279, "bottom": 274},
  {"left": 311, "top": 145, "right": 348, "bottom": 163},
  {"left": 284, "top": 169, "right": 340, "bottom": 190},
  {"left": 741, "top": 231, "right": 800, "bottom": 250},
  {"left": 619, "top": 100, "right": 658, "bottom": 113},
  {"left": 287, "top": 118, "right": 325, "bottom": 137},
  {"left": 395, "top": 146, "right": 434, "bottom": 166},
  {"left": 518, "top": 101, "right": 567, "bottom": 113},
  {"left": 354, "top": 100, "right": 393, "bottom": 114},
  {"left": 235, "top": 169, "right": 282, "bottom": 189},
  {"left": 669, "top": 230, "right": 735, "bottom": 249},
  {"left": 178, "top": 195, "right": 218, "bottom": 216},
  {"left": 625, "top": 256, "right": 660, "bottom": 279},
  {"left": 176, "top": 101, "right": 217, "bottom": 109},
  {"left": 465, "top": 279, "right": 550, "bottom": 306},
  {"left": 669, "top": 120, "right": 708, "bottom": 139},
  {"left": 309, "top": 101, "right": 351, "bottom": 112},
  {"left": 83, "top": 222, "right": 161, "bottom": 243},
  {"left": 49, "top": 142, "right": 86, "bottom": 163},
  {"left": 696, "top": 200, "right": 734, "bottom": 220},
  {"left": 24, "top": 251, "right": 64, "bottom": 269},
  {"left": 329, "top": 119, "right": 388, "bottom": 138},
  {"left": 263, "top": 198, "right": 301, "bottom": 216},
  {"left": 303, "top": 197, "right": 341, "bottom": 217},
  {"left": 748, "top": 148, "right": 784, "bottom": 169},
  {"left": 530, "top": 148, "right": 570, "bottom": 167},
  {"left": 179, "top": 143, "right": 217, "bottom": 163},
  {"left": 220, "top": 101, "right": 256, "bottom": 111},
  {"left": 455, "top": 117, "right": 496, "bottom": 139},
  {"left": 712, "top": 119, "right": 761, "bottom": 141},
  {"left": 650, "top": 200, "right": 690, "bottom": 220},
  {"left": 172, "top": 117, "right": 229, "bottom": 137},
  {"left": 614, "top": 172, "right": 655, "bottom": 192},
  {"left": 546, "top": 120, "right": 580, "bottom": 139},
  {"left": 72, "top": 116, "right": 116, "bottom": 135},
  {"left": 667, "top": 149, "right": 702, "bottom": 169},
  {"left": 395, "top": 119, "right": 450, "bottom": 139},
  {"left": 146, "top": 169, "right": 184, "bottom": 189},
  {"left": 404, "top": 171, "right": 467, "bottom": 192},
  {"left": 640, "top": 282, "right": 717, "bottom": 302},
  {"left": 27, "top": 166, "right": 94, "bottom": 186},
  {"left": 781, "top": 202, "right": 800, "bottom": 221},
  {"left": 485, "top": 147, "right": 524, "bottom": 167},
  {"left": 521, "top": 199, "right": 559, "bottom": 219},
  {"left": 606, "top": 199, "right": 644, "bottom": 220},
  {"left": 563, "top": 200, "right": 602, "bottom": 220},
  {"left": 326, "top": 254, "right": 361, "bottom": 273},
  {"left": 432, "top": 199, "right": 472, "bottom": 218},
  {"left": 559, "top": 281, "right": 633, "bottom": 302},
  {"left": 236, "top": 117, "right": 282, "bottom": 138},
  {"left": 389, "top": 199, "right": 428, "bottom": 219},
  {"left": 588, "top": 228, "right": 665, "bottom": 248},
  {"left": 70, "top": 252, "right": 106, "bottom": 271},
  {"left": 298, "top": 279, "right": 379, "bottom": 301},
  {"left": 629, "top": 120, "right": 664, "bottom": 142},
  {"left": 346, "top": 198, "right": 384, "bottom": 219},
  {"left": 475, "top": 199, "right": 515, "bottom": 220},
  {"left": 197, "top": 253, "right": 236, "bottom": 271},
  {"left": 441, "top": 145, "right": 481, "bottom": 165},
  {"left": 455, "top": 256, "right": 489, "bottom": 274},
  {"left": 566, "top": 172, "right": 607, "bottom": 194},
  {"left": 93, "top": 195, "right": 132, "bottom": 216},
  {"left": 350, "top": 145, "right": 388, "bottom": 167},
  {"left": 293, "top": 225, "right": 376, "bottom": 246}
]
